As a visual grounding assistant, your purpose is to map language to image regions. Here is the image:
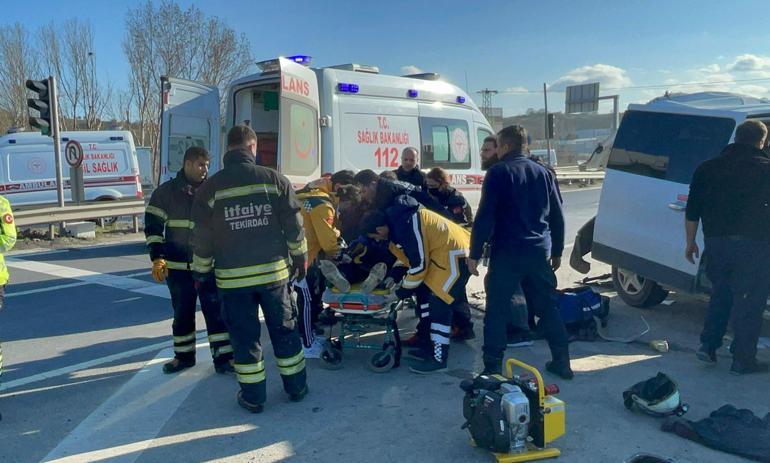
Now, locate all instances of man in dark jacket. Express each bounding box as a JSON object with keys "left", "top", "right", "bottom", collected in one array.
[
  {"left": 394, "top": 146, "right": 428, "bottom": 191},
  {"left": 145, "top": 147, "right": 233, "bottom": 375},
  {"left": 686, "top": 120, "right": 770, "bottom": 375},
  {"left": 191, "top": 125, "right": 308, "bottom": 413},
  {"left": 469, "top": 125, "right": 572, "bottom": 379}
]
